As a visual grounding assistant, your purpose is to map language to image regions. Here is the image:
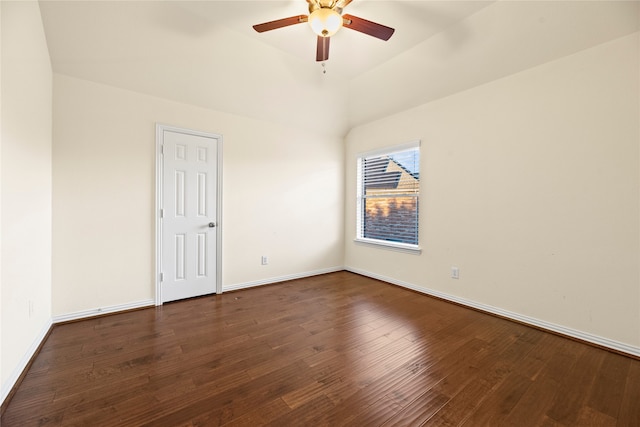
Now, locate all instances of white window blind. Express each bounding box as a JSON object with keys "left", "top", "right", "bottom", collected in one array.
[{"left": 356, "top": 141, "right": 420, "bottom": 249}]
